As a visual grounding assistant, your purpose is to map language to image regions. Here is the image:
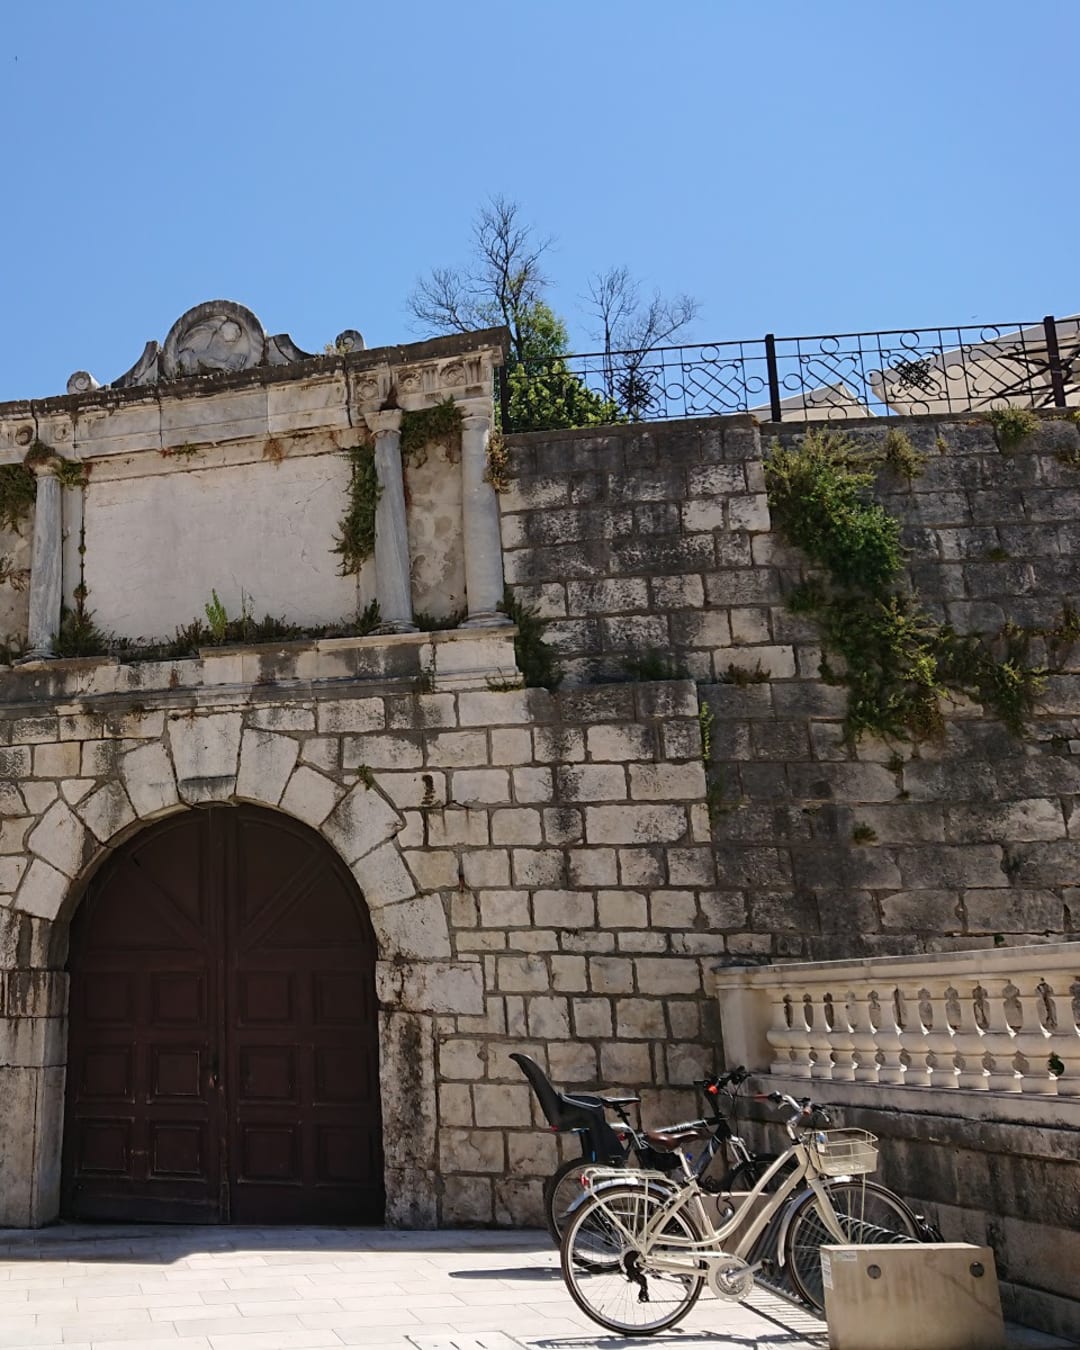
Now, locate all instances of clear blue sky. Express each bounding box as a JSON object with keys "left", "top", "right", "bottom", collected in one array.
[{"left": 2, "top": 1, "right": 1076, "bottom": 401}]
